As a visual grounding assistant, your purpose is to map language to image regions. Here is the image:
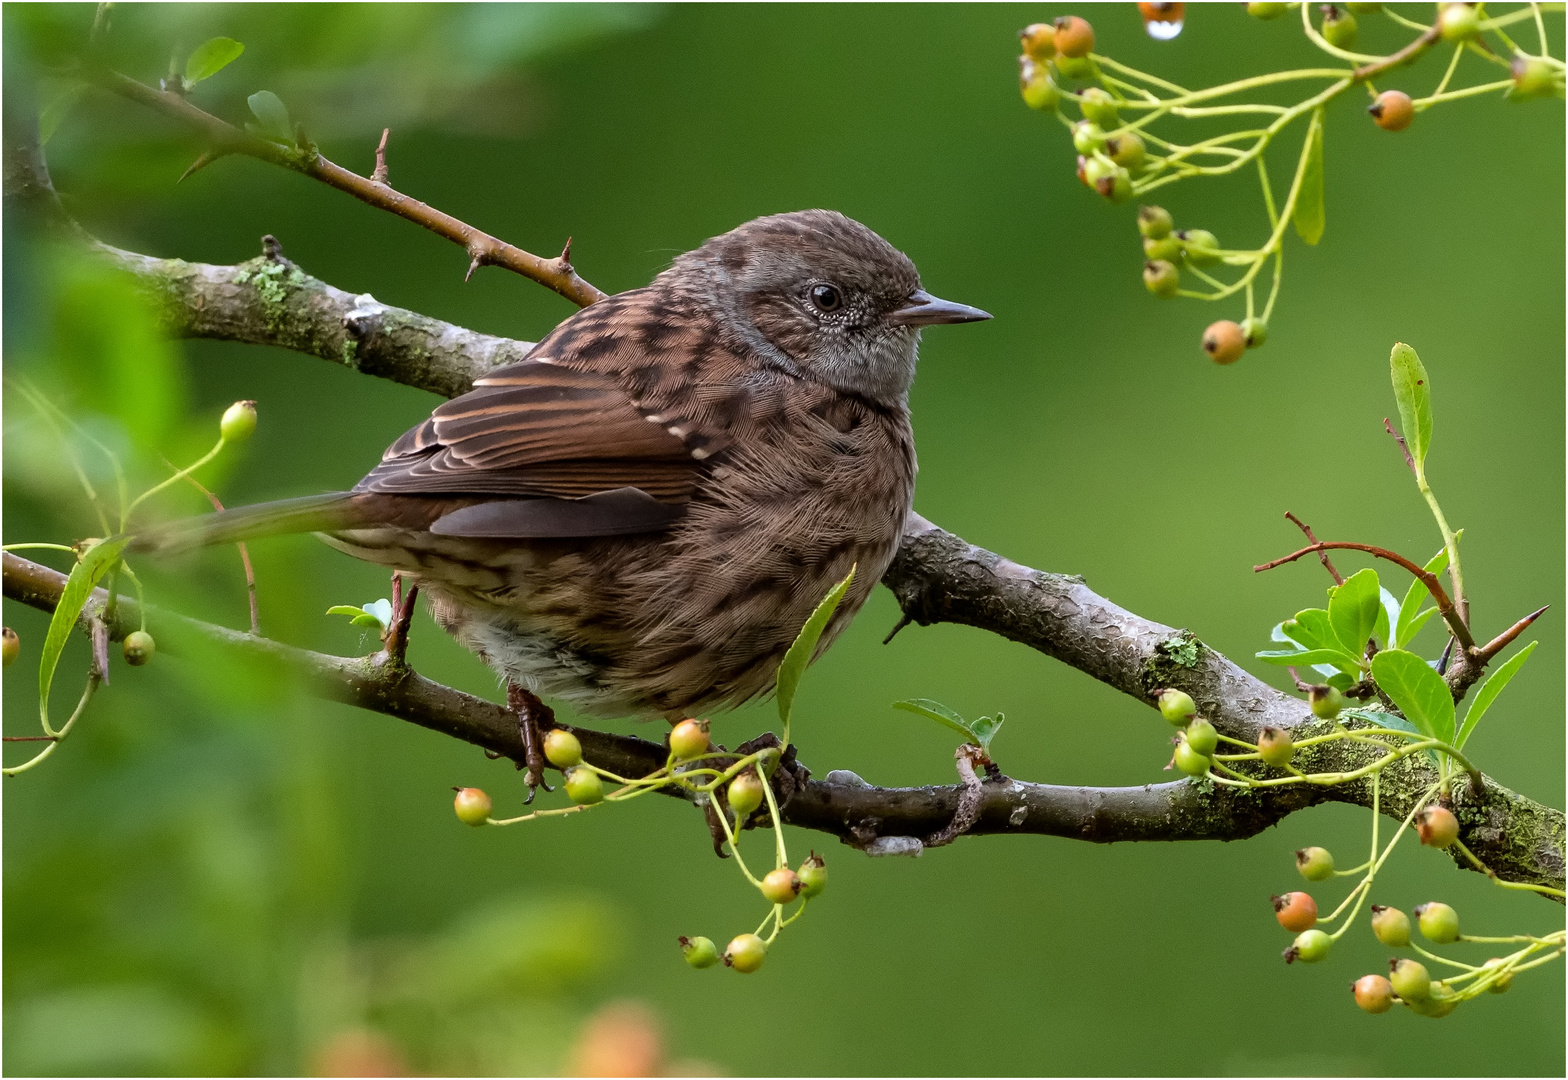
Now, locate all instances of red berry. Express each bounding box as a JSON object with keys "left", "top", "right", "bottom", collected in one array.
[
  {"left": 1273, "top": 891, "right": 1317, "bottom": 932},
  {"left": 761, "top": 868, "right": 803, "bottom": 905},
  {"left": 1053, "top": 16, "right": 1095, "bottom": 58},
  {"left": 669, "top": 718, "right": 710, "bottom": 760},
  {"left": 1368, "top": 90, "right": 1414, "bottom": 131},
  {"left": 1353, "top": 974, "right": 1395, "bottom": 1013},
  {"left": 1416, "top": 805, "right": 1459, "bottom": 848},
  {"left": 1202, "top": 321, "right": 1246, "bottom": 365},
  {"left": 453, "top": 787, "right": 492, "bottom": 826}
]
